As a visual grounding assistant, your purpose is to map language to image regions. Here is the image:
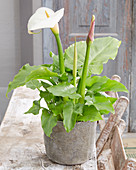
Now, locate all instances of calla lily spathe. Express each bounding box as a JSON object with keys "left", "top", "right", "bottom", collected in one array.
[
  {"left": 27, "top": 7, "right": 64, "bottom": 34},
  {"left": 88, "top": 15, "right": 95, "bottom": 42},
  {"left": 87, "top": 15, "right": 95, "bottom": 43}
]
